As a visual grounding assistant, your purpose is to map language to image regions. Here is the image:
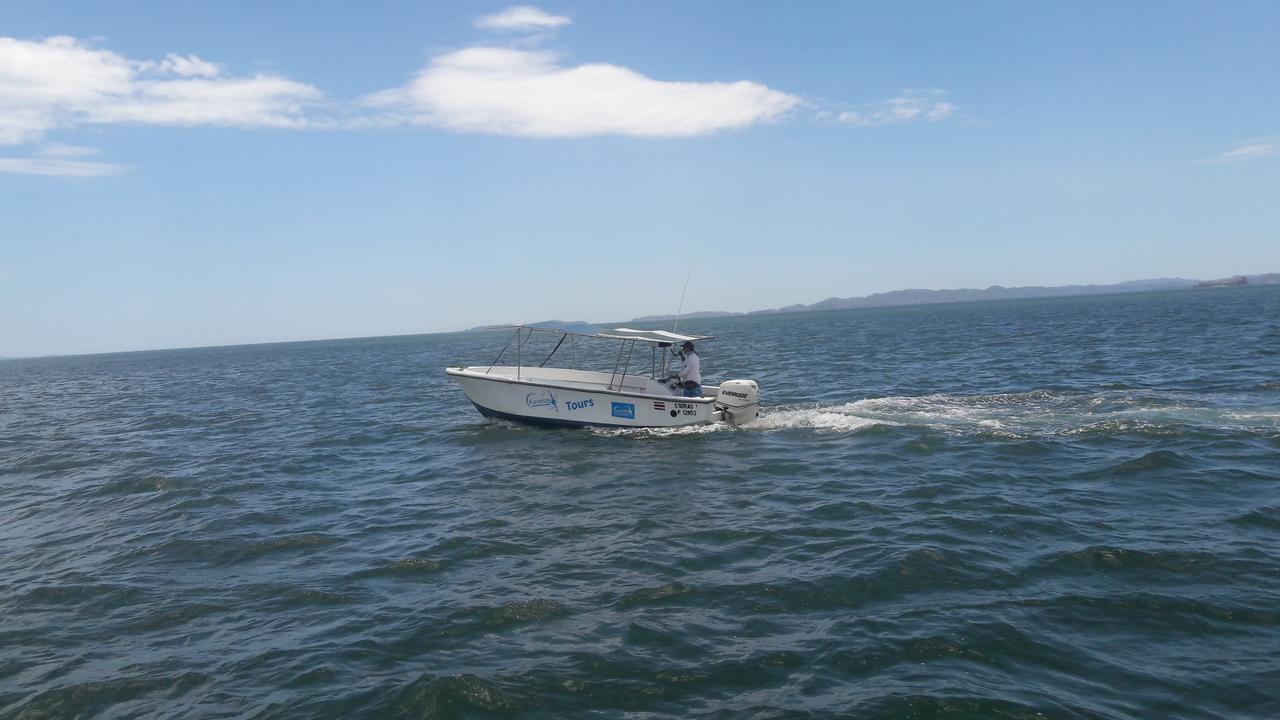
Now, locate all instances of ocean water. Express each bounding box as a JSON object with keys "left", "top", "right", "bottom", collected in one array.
[{"left": 2, "top": 286, "right": 1278, "bottom": 719}]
